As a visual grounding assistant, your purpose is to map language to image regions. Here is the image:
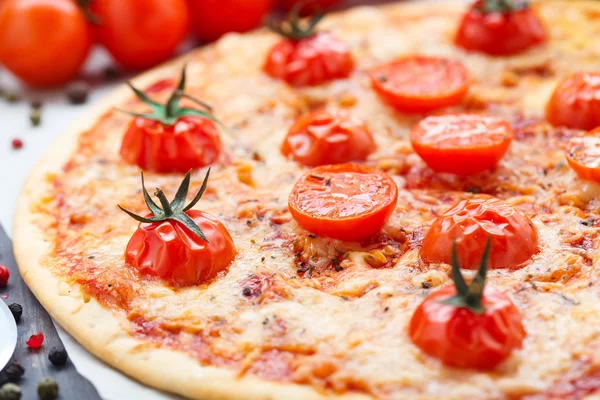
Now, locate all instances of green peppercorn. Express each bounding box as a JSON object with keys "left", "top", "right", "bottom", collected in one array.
[
  {"left": 0, "top": 383, "right": 22, "bottom": 400},
  {"left": 30, "top": 109, "right": 42, "bottom": 127},
  {"left": 4, "top": 92, "right": 19, "bottom": 104},
  {"left": 37, "top": 378, "right": 58, "bottom": 400}
]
